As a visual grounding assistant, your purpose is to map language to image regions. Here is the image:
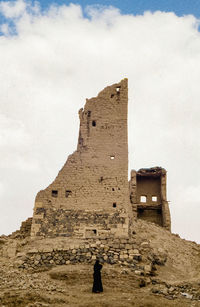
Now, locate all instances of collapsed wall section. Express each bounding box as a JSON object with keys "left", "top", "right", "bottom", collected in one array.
[
  {"left": 31, "top": 79, "right": 132, "bottom": 238},
  {"left": 130, "top": 167, "right": 171, "bottom": 231}
]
